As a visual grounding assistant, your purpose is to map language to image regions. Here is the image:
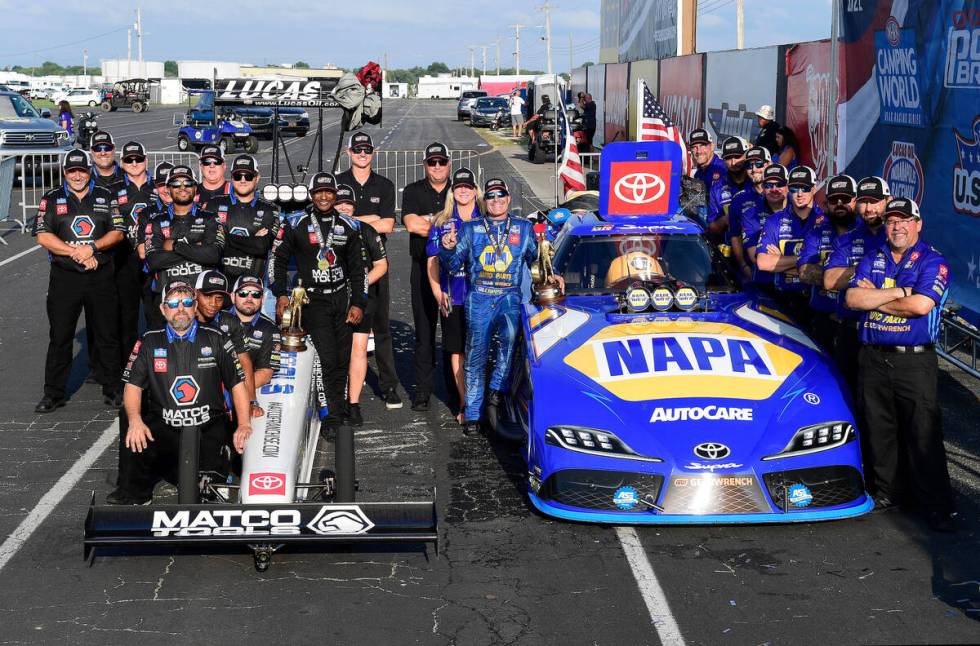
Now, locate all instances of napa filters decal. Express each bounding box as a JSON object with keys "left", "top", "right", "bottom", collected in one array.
[{"left": 563, "top": 321, "right": 802, "bottom": 401}]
